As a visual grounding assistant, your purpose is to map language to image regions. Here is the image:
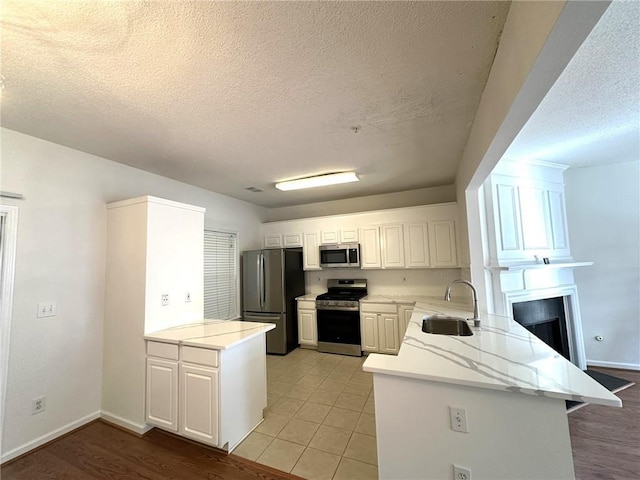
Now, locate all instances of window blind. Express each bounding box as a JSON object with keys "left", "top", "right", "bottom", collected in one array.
[{"left": 204, "top": 230, "right": 238, "bottom": 320}]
